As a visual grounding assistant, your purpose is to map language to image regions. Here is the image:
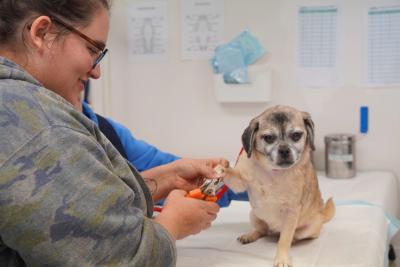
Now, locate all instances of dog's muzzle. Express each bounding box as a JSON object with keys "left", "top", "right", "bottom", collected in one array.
[{"left": 277, "top": 145, "right": 294, "bottom": 167}]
